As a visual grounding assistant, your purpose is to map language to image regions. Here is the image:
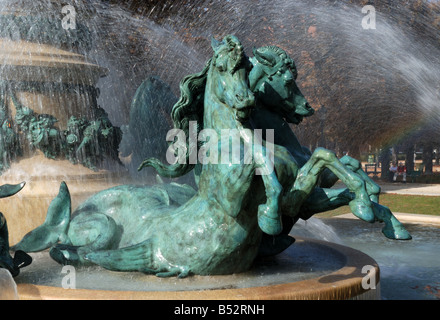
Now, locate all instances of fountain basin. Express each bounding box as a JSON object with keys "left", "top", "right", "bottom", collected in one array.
[
  {"left": 0, "top": 269, "right": 18, "bottom": 300},
  {"left": 0, "top": 39, "right": 106, "bottom": 85},
  {"left": 318, "top": 214, "right": 440, "bottom": 300},
  {"left": 0, "top": 154, "right": 132, "bottom": 245},
  {"left": 0, "top": 33, "right": 128, "bottom": 245},
  {"left": 14, "top": 237, "right": 380, "bottom": 300},
  {"left": 0, "top": 39, "right": 107, "bottom": 130}
]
